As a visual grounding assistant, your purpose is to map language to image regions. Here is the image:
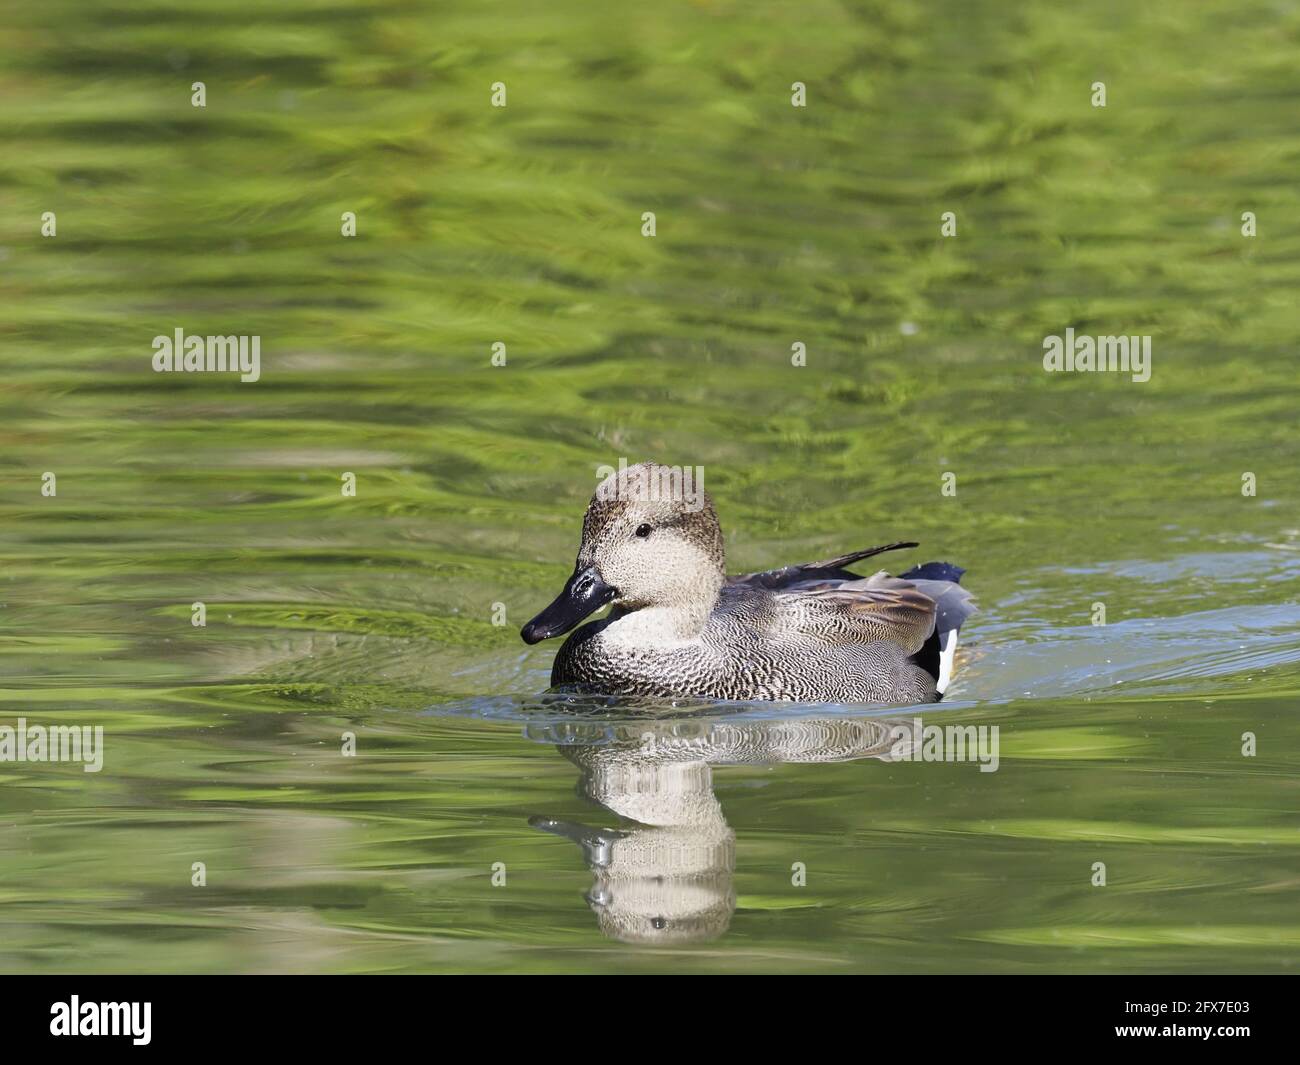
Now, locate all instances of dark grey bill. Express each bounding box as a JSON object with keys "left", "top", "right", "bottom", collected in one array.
[{"left": 520, "top": 566, "right": 618, "bottom": 644}]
